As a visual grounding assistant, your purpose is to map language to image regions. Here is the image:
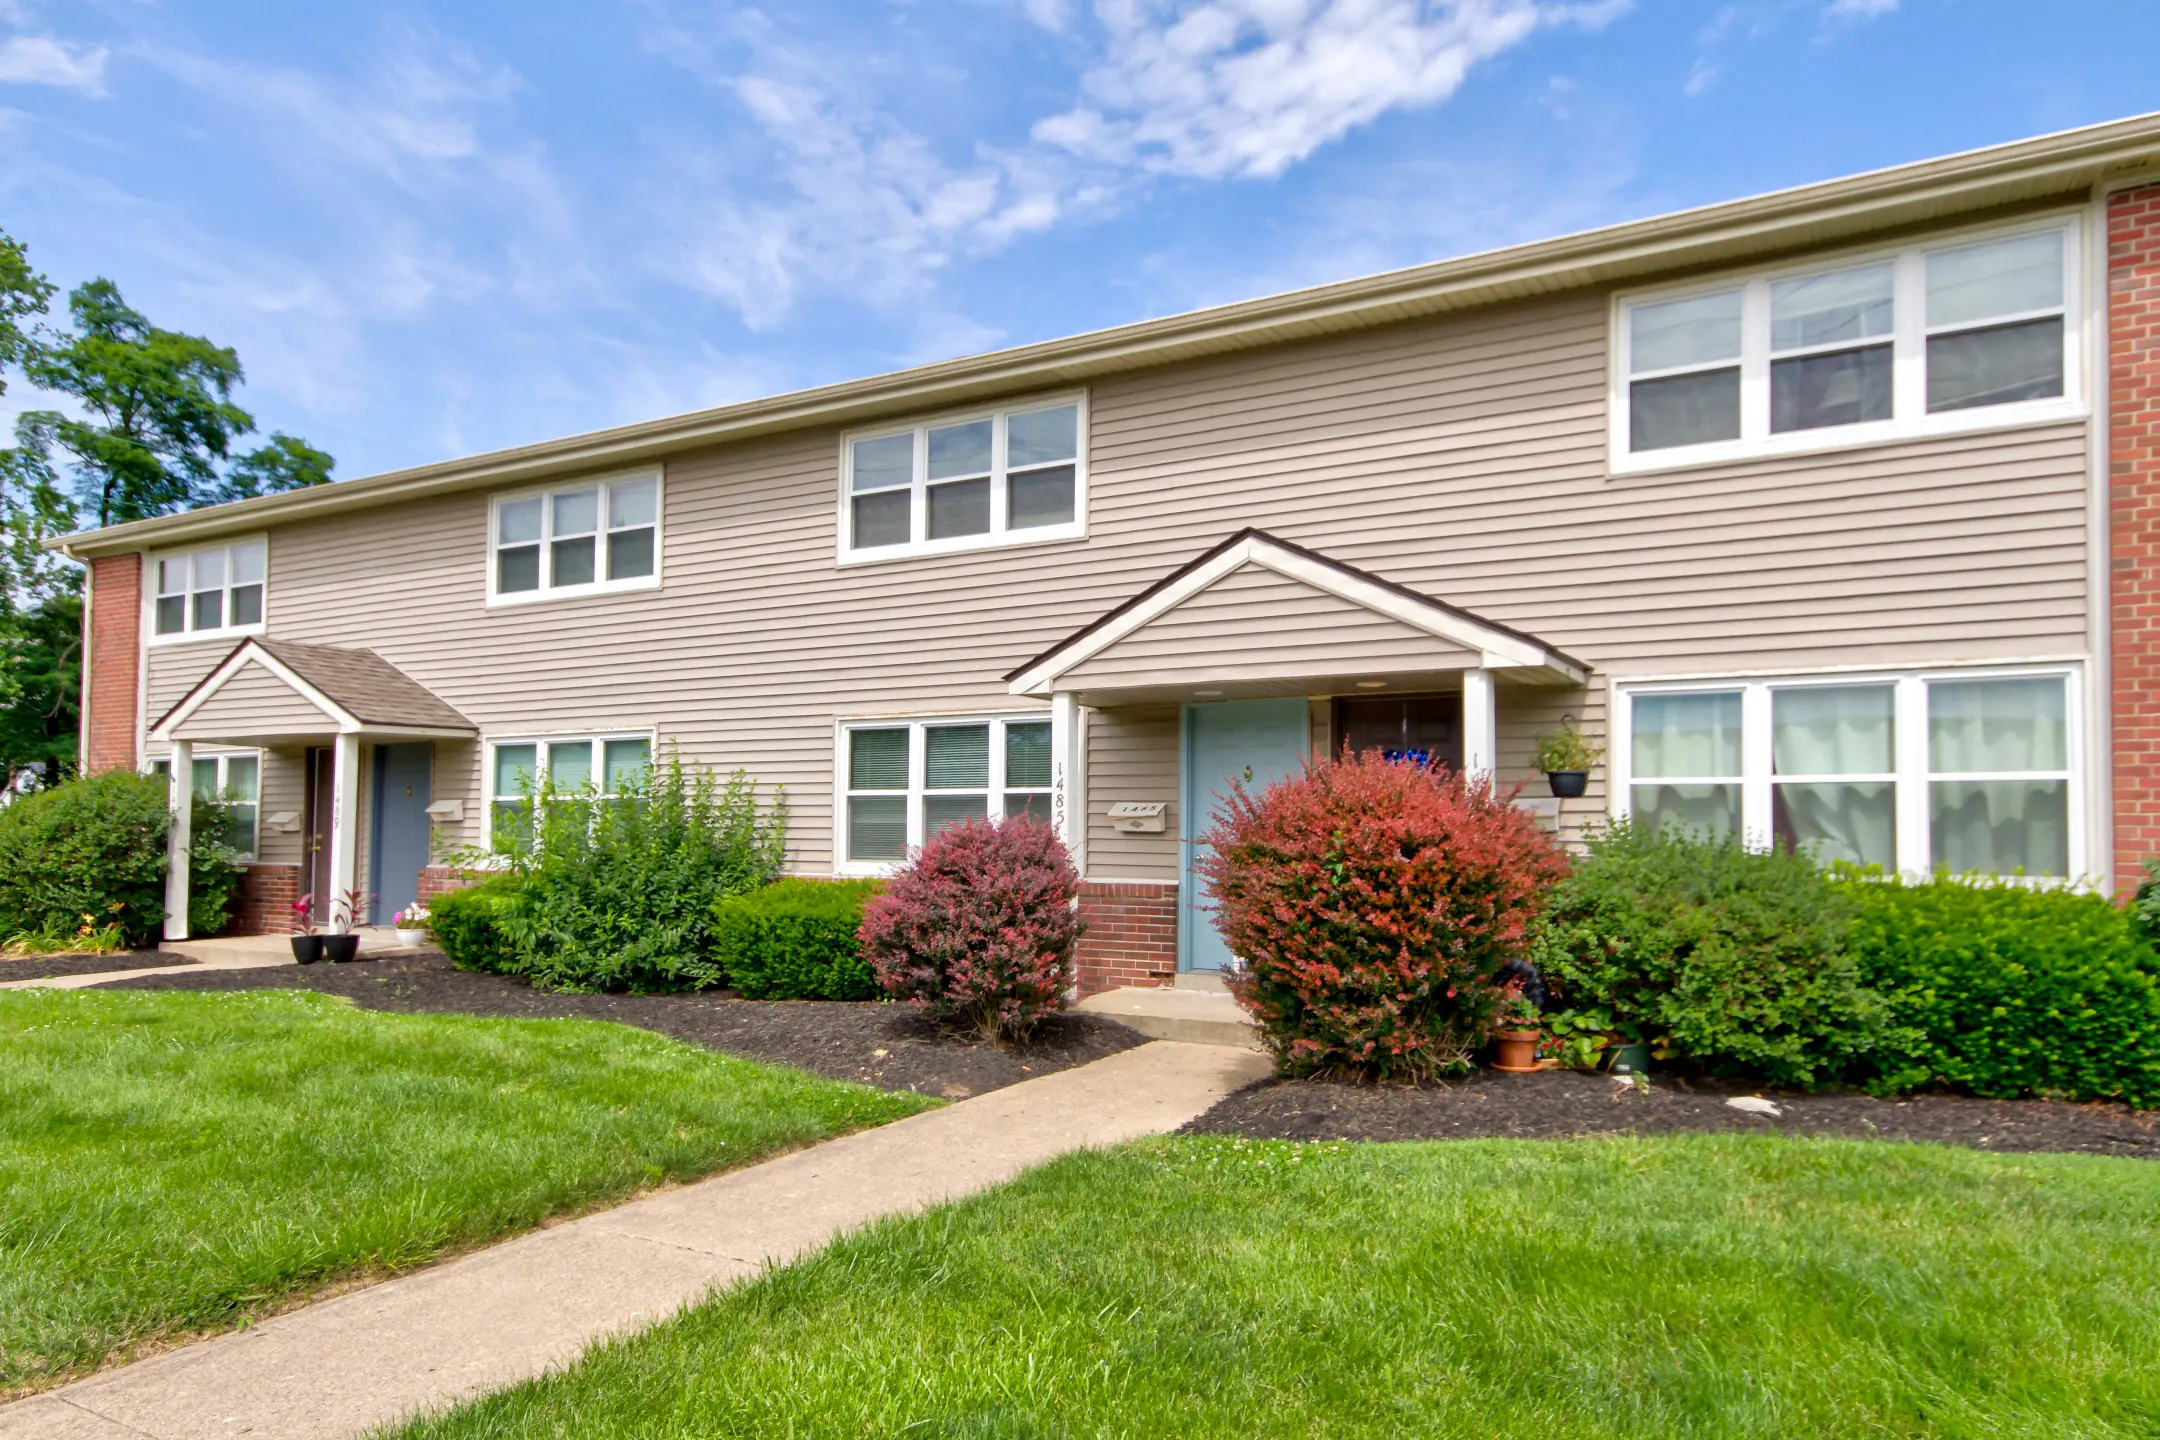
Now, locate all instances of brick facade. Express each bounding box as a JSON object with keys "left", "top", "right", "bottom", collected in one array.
[
  {"left": 1074, "top": 881, "right": 1179, "bottom": 996},
  {"left": 235, "top": 864, "right": 302, "bottom": 936},
  {"left": 83, "top": 553, "right": 141, "bottom": 774},
  {"left": 416, "top": 866, "right": 482, "bottom": 905},
  {"left": 2112, "top": 184, "right": 2160, "bottom": 896}
]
